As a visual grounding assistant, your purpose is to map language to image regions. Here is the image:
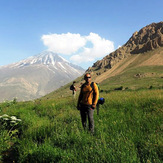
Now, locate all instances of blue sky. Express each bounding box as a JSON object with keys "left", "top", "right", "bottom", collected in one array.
[{"left": 0, "top": 0, "right": 162, "bottom": 69}]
